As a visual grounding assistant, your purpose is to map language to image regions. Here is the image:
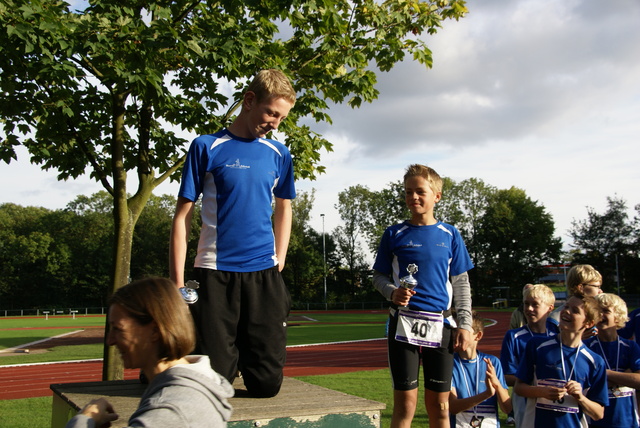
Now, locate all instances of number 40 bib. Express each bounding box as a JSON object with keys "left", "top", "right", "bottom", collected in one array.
[{"left": 395, "top": 307, "right": 444, "bottom": 348}]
